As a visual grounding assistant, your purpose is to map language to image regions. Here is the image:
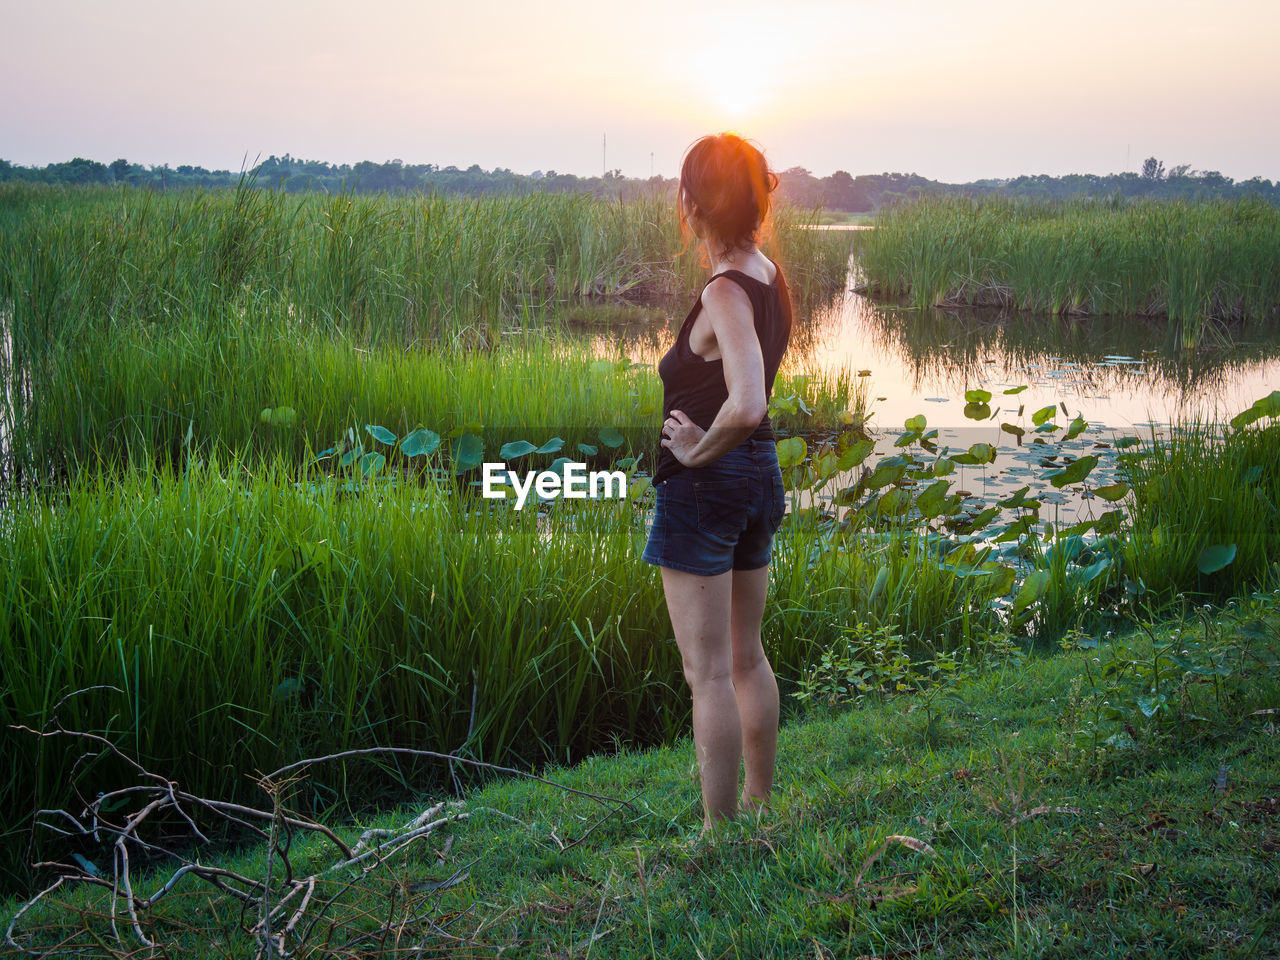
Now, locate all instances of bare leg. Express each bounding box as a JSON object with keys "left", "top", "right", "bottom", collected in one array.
[
  {"left": 729, "top": 565, "right": 778, "bottom": 814},
  {"left": 659, "top": 566, "right": 740, "bottom": 829}
]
